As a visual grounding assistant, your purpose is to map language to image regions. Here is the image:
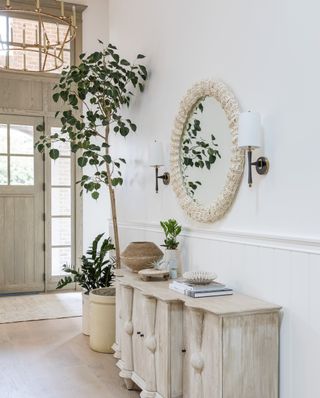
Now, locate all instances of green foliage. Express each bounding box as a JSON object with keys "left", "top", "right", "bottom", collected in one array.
[
  {"left": 56, "top": 233, "right": 115, "bottom": 294},
  {"left": 35, "top": 42, "right": 148, "bottom": 200},
  {"left": 181, "top": 101, "right": 221, "bottom": 197},
  {"left": 160, "top": 219, "right": 182, "bottom": 250}
]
